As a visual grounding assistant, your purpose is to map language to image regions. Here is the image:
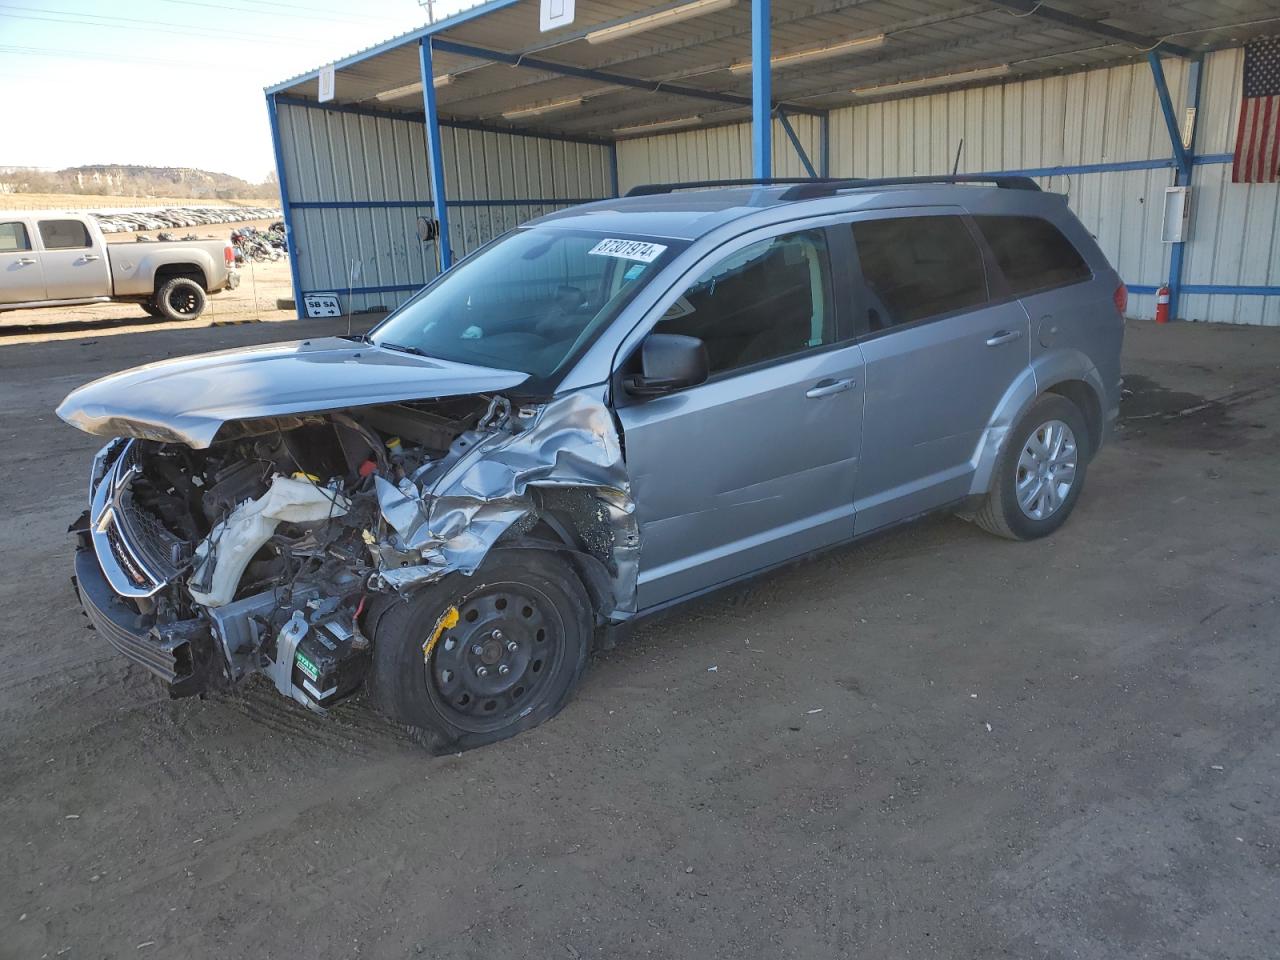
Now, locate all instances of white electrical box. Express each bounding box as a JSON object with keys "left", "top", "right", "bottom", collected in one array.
[
  {"left": 318, "top": 64, "right": 335, "bottom": 103},
  {"left": 540, "top": 0, "right": 574, "bottom": 31},
  {"left": 1161, "top": 186, "right": 1191, "bottom": 243}
]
